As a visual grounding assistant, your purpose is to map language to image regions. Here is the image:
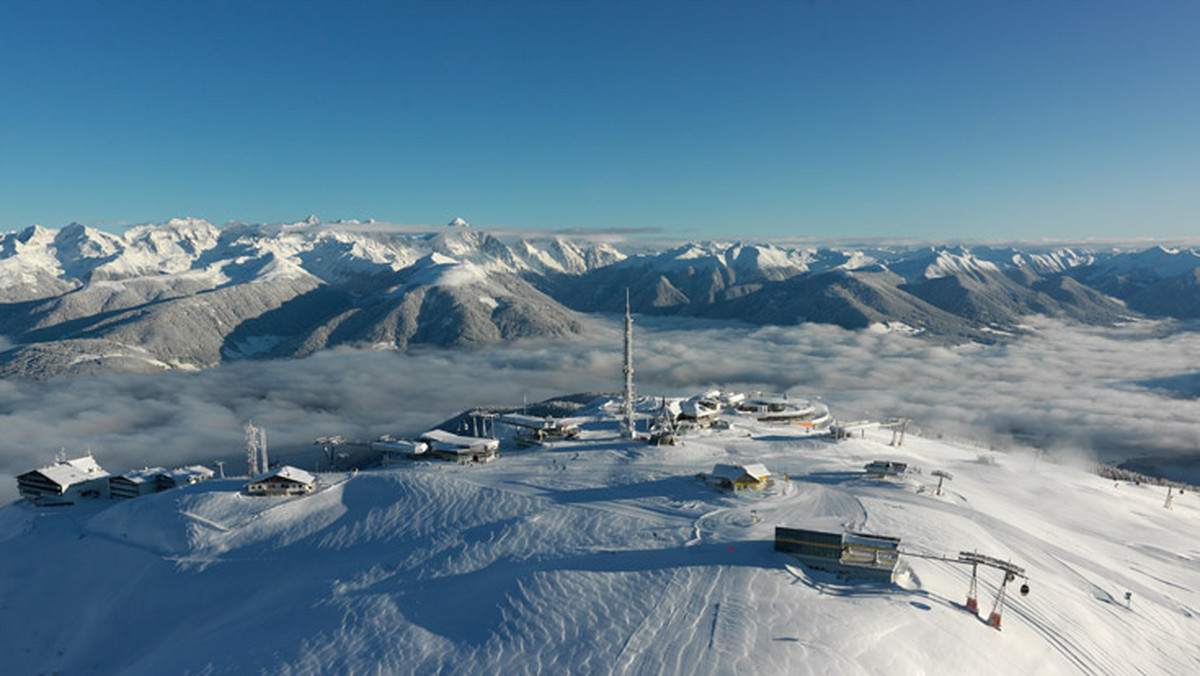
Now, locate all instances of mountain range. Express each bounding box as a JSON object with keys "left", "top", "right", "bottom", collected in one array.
[{"left": 2, "top": 218, "right": 1198, "bottom": 379}]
